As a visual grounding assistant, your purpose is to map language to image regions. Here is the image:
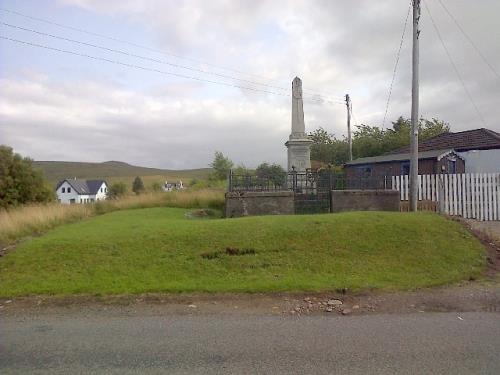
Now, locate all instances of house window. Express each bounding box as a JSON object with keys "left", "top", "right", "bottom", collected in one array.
[
  {"left": 67, "top": 187, "right": 71, "bottom": 193},
  {"left": 62, "top": 187, "right": 65, "bottom": 193},
  {"left": 401, "top": 162, "right": 410, "bottom": 175}
]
